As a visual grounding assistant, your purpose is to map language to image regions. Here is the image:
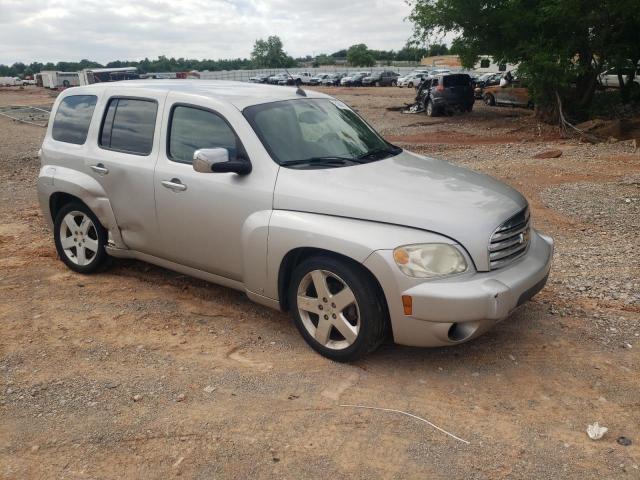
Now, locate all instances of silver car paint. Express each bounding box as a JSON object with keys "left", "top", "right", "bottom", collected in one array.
[
  {"left": 38, "top": 80, "right": 553, "bottom": 348},
  {"left": 274, "top": 150, "right": 527, "bottom": 271},
  {"left": 152, "top": 90, "right": 279, "bottom": 280}
]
